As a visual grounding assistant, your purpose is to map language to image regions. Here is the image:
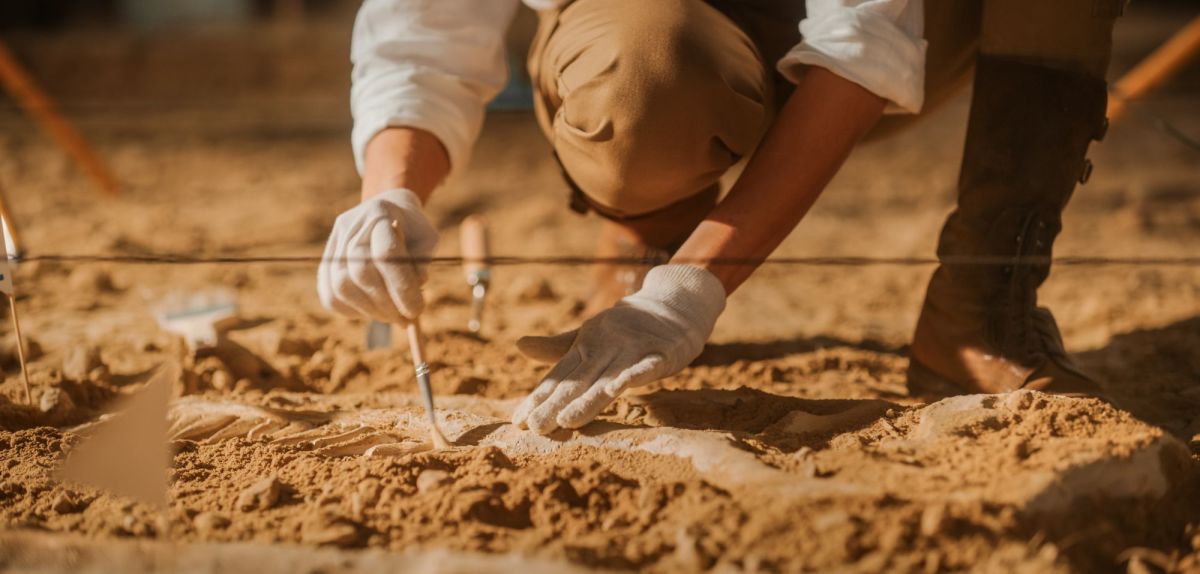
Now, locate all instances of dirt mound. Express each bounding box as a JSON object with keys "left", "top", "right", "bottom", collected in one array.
[{"left": 2, "top": 385, "right": 1190, "bottom": 572}]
